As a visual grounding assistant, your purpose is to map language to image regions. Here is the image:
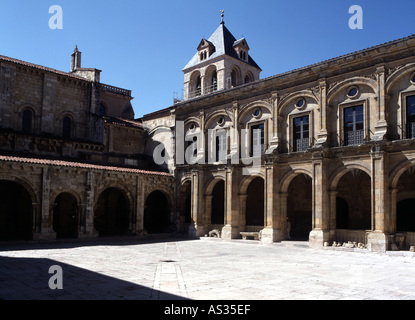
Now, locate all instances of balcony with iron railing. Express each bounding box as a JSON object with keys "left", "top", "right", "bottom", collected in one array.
[
  {"left": 407, "top": 122, "right": 415, "bottom": 139},
  {"left": 188, "top": 84, "right": 218, "bottom": 99},
  {"left": 345, "top": 129, "right": 364, "bottom": 146},
  {"left": 294, "top": 137, "right": 310, "bottom": 152}
]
